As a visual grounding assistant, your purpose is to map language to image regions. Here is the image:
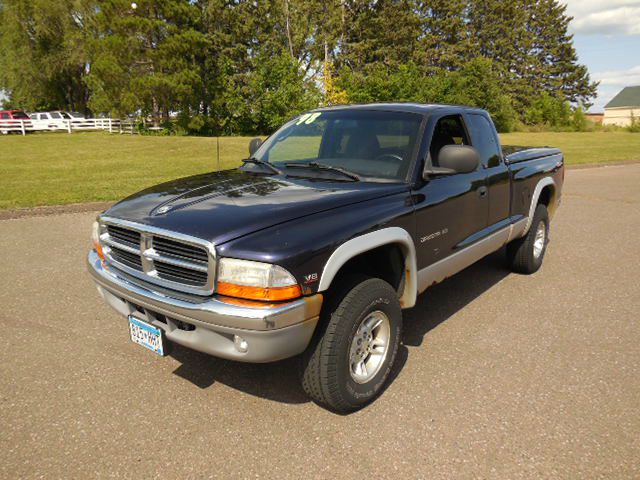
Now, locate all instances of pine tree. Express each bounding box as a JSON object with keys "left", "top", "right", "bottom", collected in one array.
[
  {"left": 527, "top": 0, "right": 597, "bottom": 106},
  {"left": 415, "top": 0, "right": 475, "bottom": 72},
  {"left": 468, "top": 0, "right": 597, "bottom": 110},
  {"left": 86, "top": 0, "right": 206, "bottom": 122},
  {"left": 339, "top": 0, "right": 421, "bottom": 71}
]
